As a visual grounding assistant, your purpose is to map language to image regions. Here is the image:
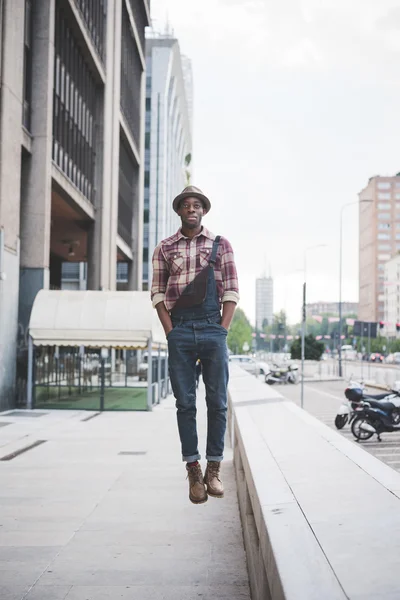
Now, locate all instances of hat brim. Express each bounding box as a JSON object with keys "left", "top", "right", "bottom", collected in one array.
[{"left": 172, "top": 191, "right": 211, "bottom": 214}]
